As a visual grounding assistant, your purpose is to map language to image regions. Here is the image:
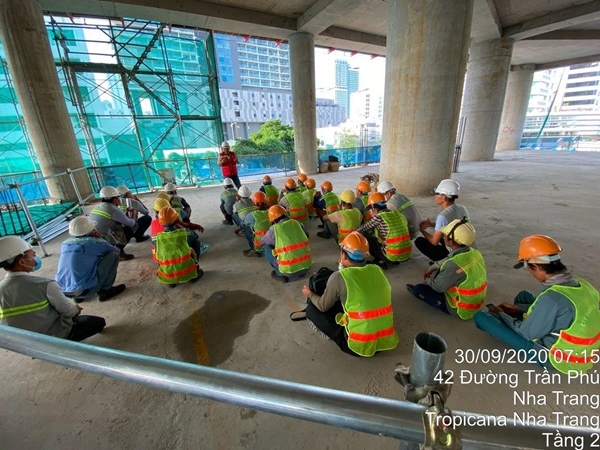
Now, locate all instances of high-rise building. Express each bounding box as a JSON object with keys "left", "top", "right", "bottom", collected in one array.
[
  {"left": 214, "top": 33, "right": 345, "bottom": 139},
  {"left": 555, "top": 63, "right": 600, "bottom": 111},
  {"left": 334, "top": 59, "right": 359, "bottom": 117},
  {"left": 350, "top": 87, "right": 384, "bottom": 123},
  {"left": 528, "top": 70, "right": 557, "bottom": 113}
]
